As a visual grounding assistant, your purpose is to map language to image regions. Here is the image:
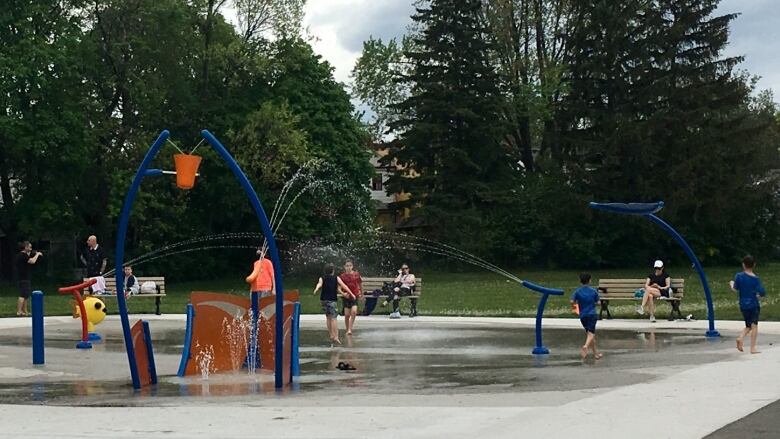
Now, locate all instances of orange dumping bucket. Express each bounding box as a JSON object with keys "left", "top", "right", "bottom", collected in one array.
[{"left": 174, "top": 154, "right": 202, "bottom": 189}]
